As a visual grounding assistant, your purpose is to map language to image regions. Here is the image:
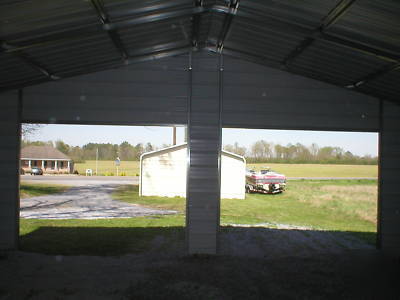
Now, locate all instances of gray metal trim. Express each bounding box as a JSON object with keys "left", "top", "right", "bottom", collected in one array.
[
  {"left": 106, "top": 7, "right": 207, "bottom": 31},
  {"left": 16, "top": 89, "right": 22, "bottom": 249},
  {"left": 377, "top": 98, "right": 383, "bottom": 249},
  {"left": 217, "top": 53, "right": 224, "bottom": 253},
  {"left": 185, "top": 51, "right": 192, "bottom": 254}
]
